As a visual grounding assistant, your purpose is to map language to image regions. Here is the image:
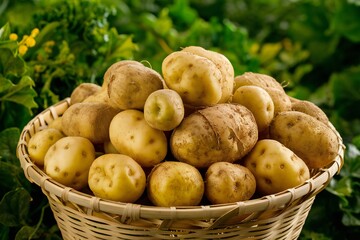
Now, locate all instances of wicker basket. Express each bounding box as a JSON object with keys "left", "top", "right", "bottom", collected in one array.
[{"left": 17, "top": 98, "right": 345, "bottom": 240}]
